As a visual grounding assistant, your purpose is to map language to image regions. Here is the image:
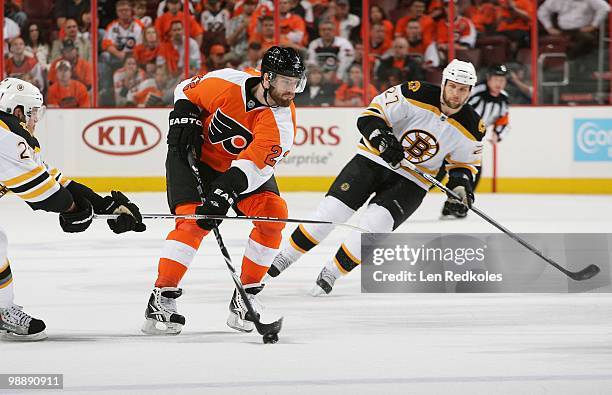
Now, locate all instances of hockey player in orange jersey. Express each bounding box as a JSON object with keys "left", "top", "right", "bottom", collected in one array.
[{"left": 142, "top": 46, "right": 306, "bottom": 335}]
